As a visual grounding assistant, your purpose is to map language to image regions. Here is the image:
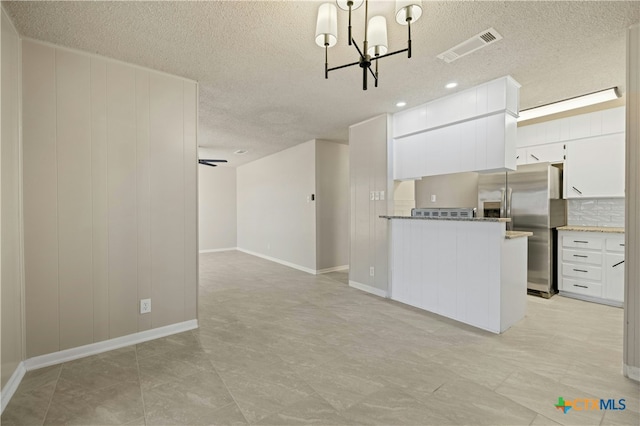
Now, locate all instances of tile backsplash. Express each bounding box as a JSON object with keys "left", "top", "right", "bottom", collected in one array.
[{"left": 568, "top": 198, "right": 625, "bottom": 228}]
